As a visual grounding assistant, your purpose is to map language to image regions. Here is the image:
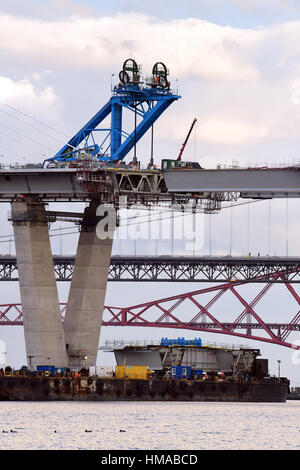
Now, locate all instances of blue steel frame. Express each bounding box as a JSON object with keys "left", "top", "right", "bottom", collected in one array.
[{"left": 45, "top": 83, "right": 180, "bottom": 164}]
